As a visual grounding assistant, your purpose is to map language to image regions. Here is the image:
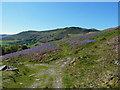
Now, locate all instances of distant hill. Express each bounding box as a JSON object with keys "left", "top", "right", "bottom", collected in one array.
[
  {"left": 2, "top": 27, "right": 99, "bottom": 45},
  {"left": 0, "top": 34, "right": 11, "bottom": 38},
  {"left": 0, "top": 34, "right": 12, "bottom": 40}
]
